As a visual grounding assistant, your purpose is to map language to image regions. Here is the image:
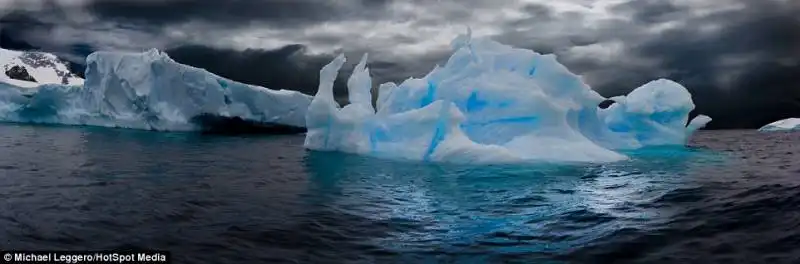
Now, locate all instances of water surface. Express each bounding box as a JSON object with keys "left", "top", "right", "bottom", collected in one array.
[{"left": 0, "top": 124, "right": 798, "bottom": 263}]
